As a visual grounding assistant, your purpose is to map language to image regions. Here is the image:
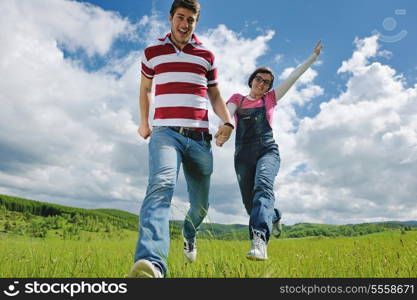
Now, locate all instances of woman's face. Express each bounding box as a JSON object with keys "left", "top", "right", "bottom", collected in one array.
[{"left": 251, "top": 73, "right": 272, "bottom": 97}]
